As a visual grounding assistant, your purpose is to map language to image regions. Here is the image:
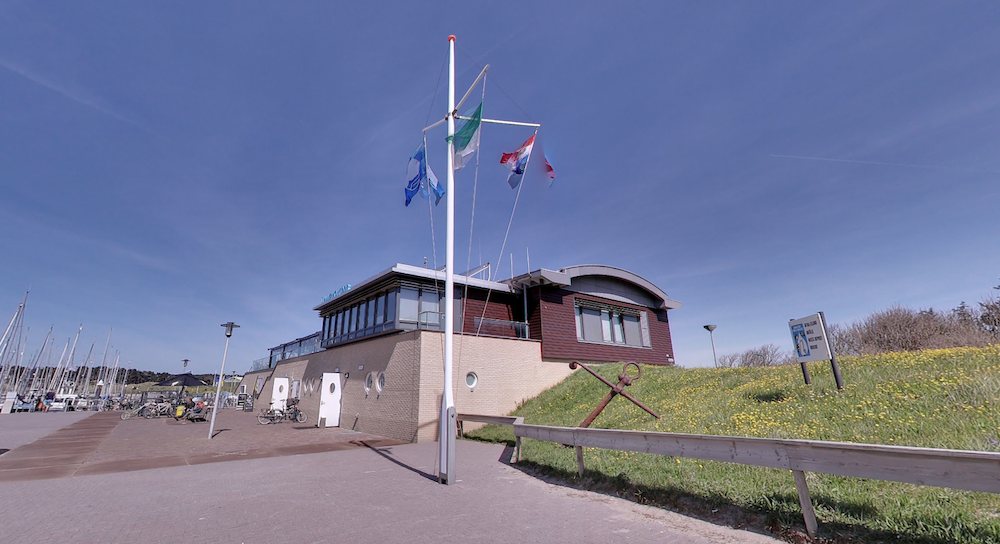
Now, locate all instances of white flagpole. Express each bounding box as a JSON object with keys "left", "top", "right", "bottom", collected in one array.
[{"left": 439, "top": 34, "right": 458, "bottom": 485}]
